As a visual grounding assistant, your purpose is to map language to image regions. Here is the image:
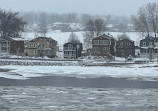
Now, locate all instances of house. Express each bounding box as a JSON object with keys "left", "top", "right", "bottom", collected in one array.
[
  {"left": 9, "top": 38, "right": 25, "bottom": 55},
  {"left": 116, "top": 39, "right": 135, "bottom": 57},
  {"left": 92, "top": 34, "right": 115, "bottom": 57},
  {"left": 27, "top": 37, "right": 57, "bottom": 58},
  {"left": 0, "top": 38, "right": 10, "bottom": 55},
  {"left": 63, "top": 42, "right": 82, "bottom": 59},
  {"left": 140, "top": 37, "right": 158, "bottom": 59}
]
